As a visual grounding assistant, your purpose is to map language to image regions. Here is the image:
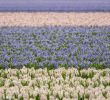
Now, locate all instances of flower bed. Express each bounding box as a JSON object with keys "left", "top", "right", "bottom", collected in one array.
[
  {"left": 0, "top": 26, "right": 110, "bottom": 69},
  {"left": 0, "top": 67, "right": 110, "bottom": 99}
]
